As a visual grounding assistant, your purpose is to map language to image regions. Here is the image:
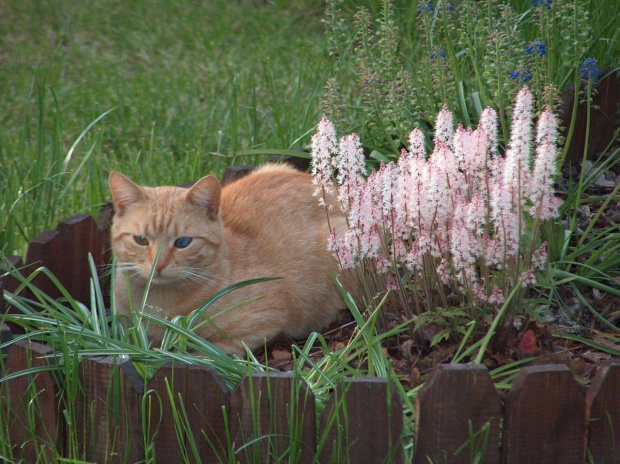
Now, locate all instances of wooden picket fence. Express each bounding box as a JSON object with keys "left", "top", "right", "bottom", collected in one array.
[{"left": 1, "top": 165, "right": 619, "bottom": 463}]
